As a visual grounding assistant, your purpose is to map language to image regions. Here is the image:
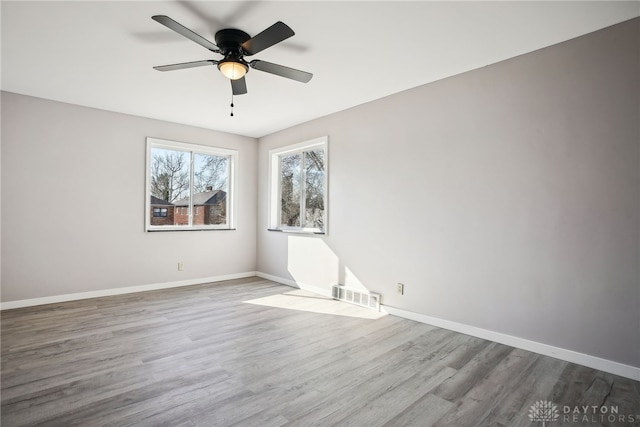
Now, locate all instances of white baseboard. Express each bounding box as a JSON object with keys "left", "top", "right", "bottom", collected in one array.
[
  {"left": 383, "top": 305, "right": 640, "bottom": 382},
  {"left": 0, "top": 271, "right": 258, "bottom": 310},
  {"left": 256, "top": 271, "right": 332, "bottom": 297}
]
